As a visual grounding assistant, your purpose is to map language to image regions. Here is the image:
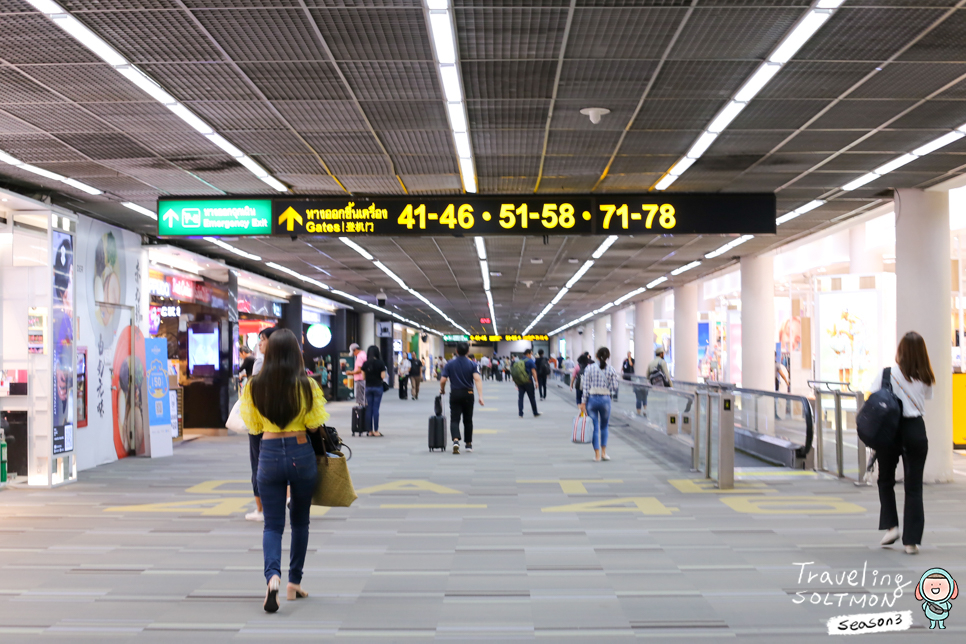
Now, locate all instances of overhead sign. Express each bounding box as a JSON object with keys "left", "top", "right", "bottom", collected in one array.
[
  {"left": 479, "top": 317, "right": 492, "bottom": 324},
  {"left": 376, "top": 321, "right": 392, "bottom": 338},
  {"left": 443, "top": 334, "right": 469, "bottom": 342},
  {"left": 158, "top": 199, "right": 272, "bottom": 236},
  {"left": 157, "top": 194, "right": 776, "bottom": 237}
]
